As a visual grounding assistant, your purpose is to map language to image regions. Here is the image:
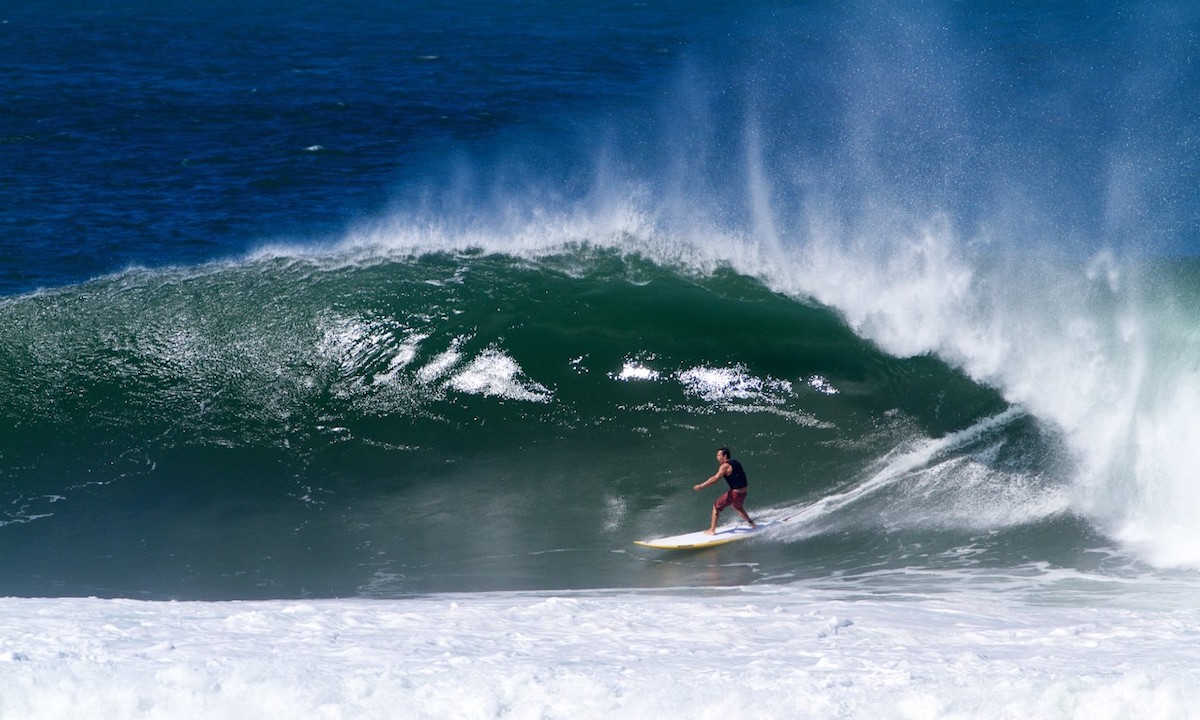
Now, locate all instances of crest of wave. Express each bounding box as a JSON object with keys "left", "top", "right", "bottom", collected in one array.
[
  {"left": 252, "top": 186, "right": 780, "bottom": 281},
  {"left": 781, "top": 213, "right": 1200, "bottom": 568}
]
